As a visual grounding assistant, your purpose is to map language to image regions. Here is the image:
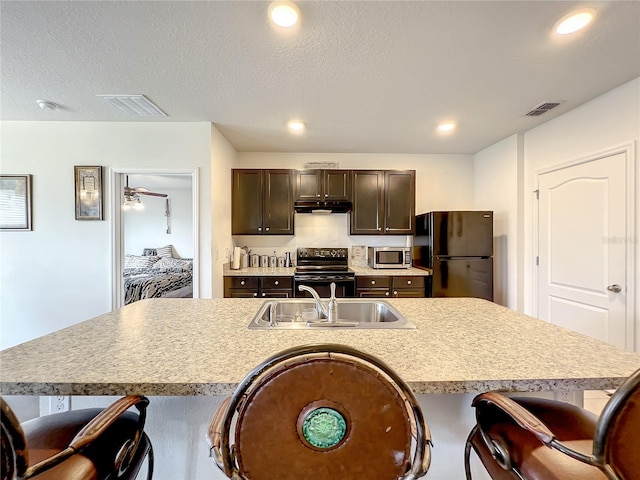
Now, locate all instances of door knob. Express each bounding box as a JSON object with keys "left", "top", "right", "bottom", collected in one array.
[{"left": 607, "top": 284, "right": 622, "bottom": 293}]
